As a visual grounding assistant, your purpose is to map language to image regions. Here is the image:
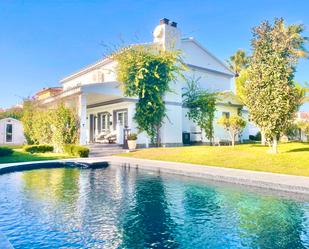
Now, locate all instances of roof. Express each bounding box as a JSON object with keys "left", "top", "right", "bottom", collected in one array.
[{"left": 36, "top": 87, "right": 62, "bottom": 96}]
